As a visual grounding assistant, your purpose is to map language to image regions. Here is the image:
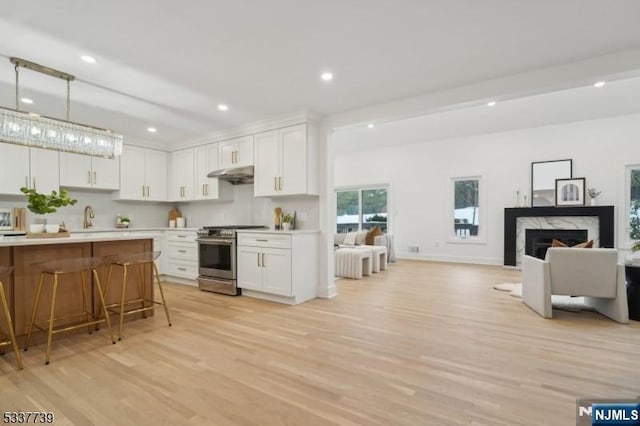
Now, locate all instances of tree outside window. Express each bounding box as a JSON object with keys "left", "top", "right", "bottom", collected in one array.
[
  {"left": 453, "top": 179, "right": 479, "bottom": 237},
  {"left": 336, "top": 187, "right": 388, "bottom": 233}
]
